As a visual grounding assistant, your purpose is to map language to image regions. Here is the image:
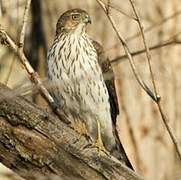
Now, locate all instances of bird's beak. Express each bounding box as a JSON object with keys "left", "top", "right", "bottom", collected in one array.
[{"left": 84, "top": 16, "right": 91, "bottom": 24}]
